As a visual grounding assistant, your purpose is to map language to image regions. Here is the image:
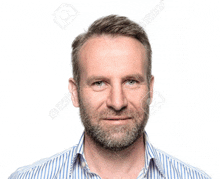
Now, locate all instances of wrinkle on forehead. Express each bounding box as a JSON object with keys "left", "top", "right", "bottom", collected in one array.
[{"left": 78, "top": 35, "right": 148, "bottom": 84}]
